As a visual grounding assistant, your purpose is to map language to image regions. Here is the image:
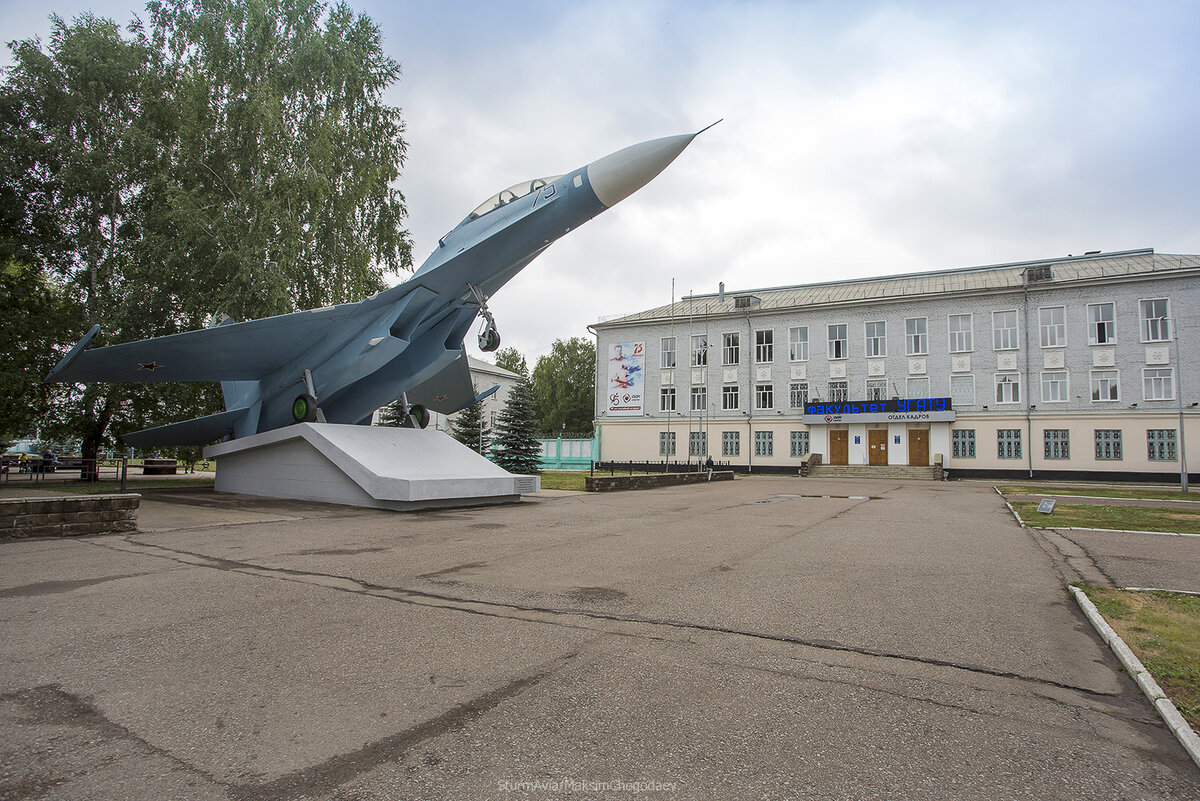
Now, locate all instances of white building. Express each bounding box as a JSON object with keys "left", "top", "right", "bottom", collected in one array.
[{"left": 591, "top": 249, "right": 1198, "bottom": 481}]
